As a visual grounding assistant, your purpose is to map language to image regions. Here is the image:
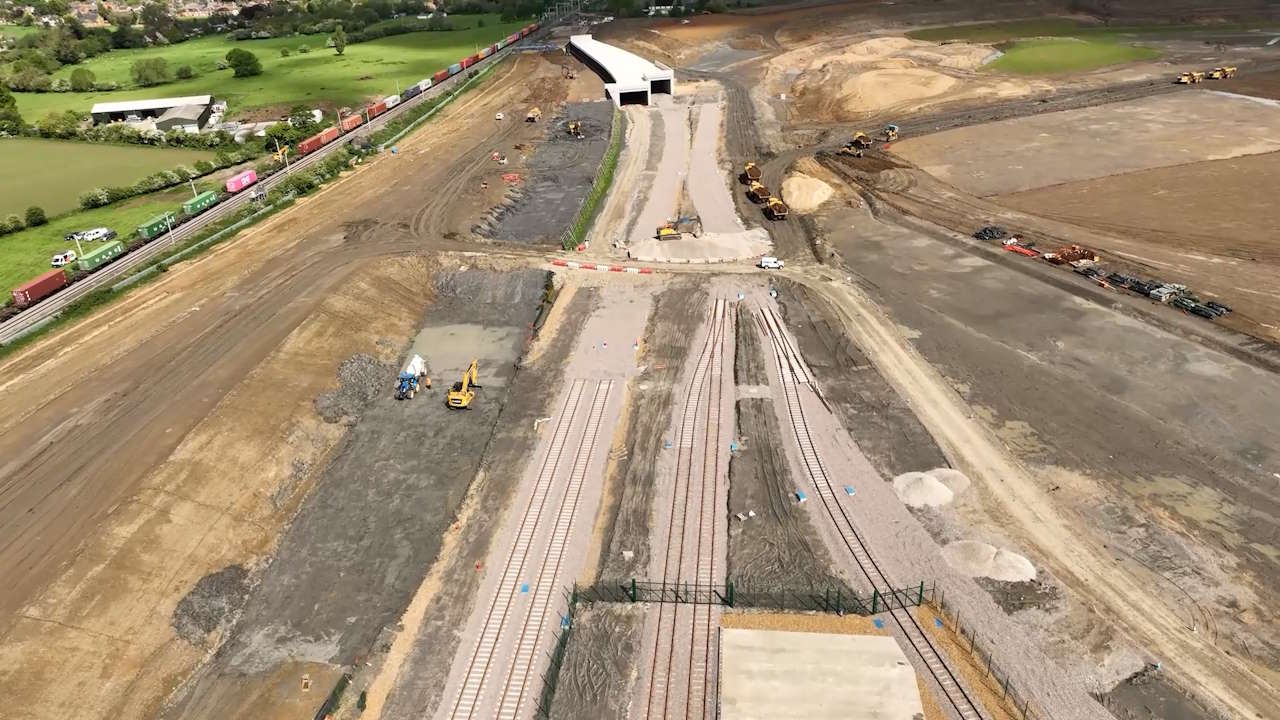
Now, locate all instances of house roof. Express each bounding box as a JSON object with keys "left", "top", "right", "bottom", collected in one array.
[{"left": 91, "top": 95, "right": 213, "bottom": 115}]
